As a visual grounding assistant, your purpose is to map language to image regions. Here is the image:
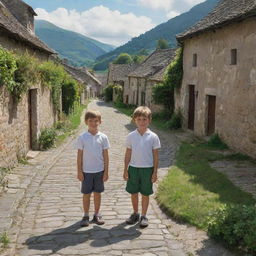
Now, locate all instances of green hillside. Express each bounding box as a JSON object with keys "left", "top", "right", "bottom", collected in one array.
[
  {"left": 35, "top": 20, "right": 115, "bottom": 66},
  {"left": 94, "top": 0, "right": 219, "bottom": 70}
]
